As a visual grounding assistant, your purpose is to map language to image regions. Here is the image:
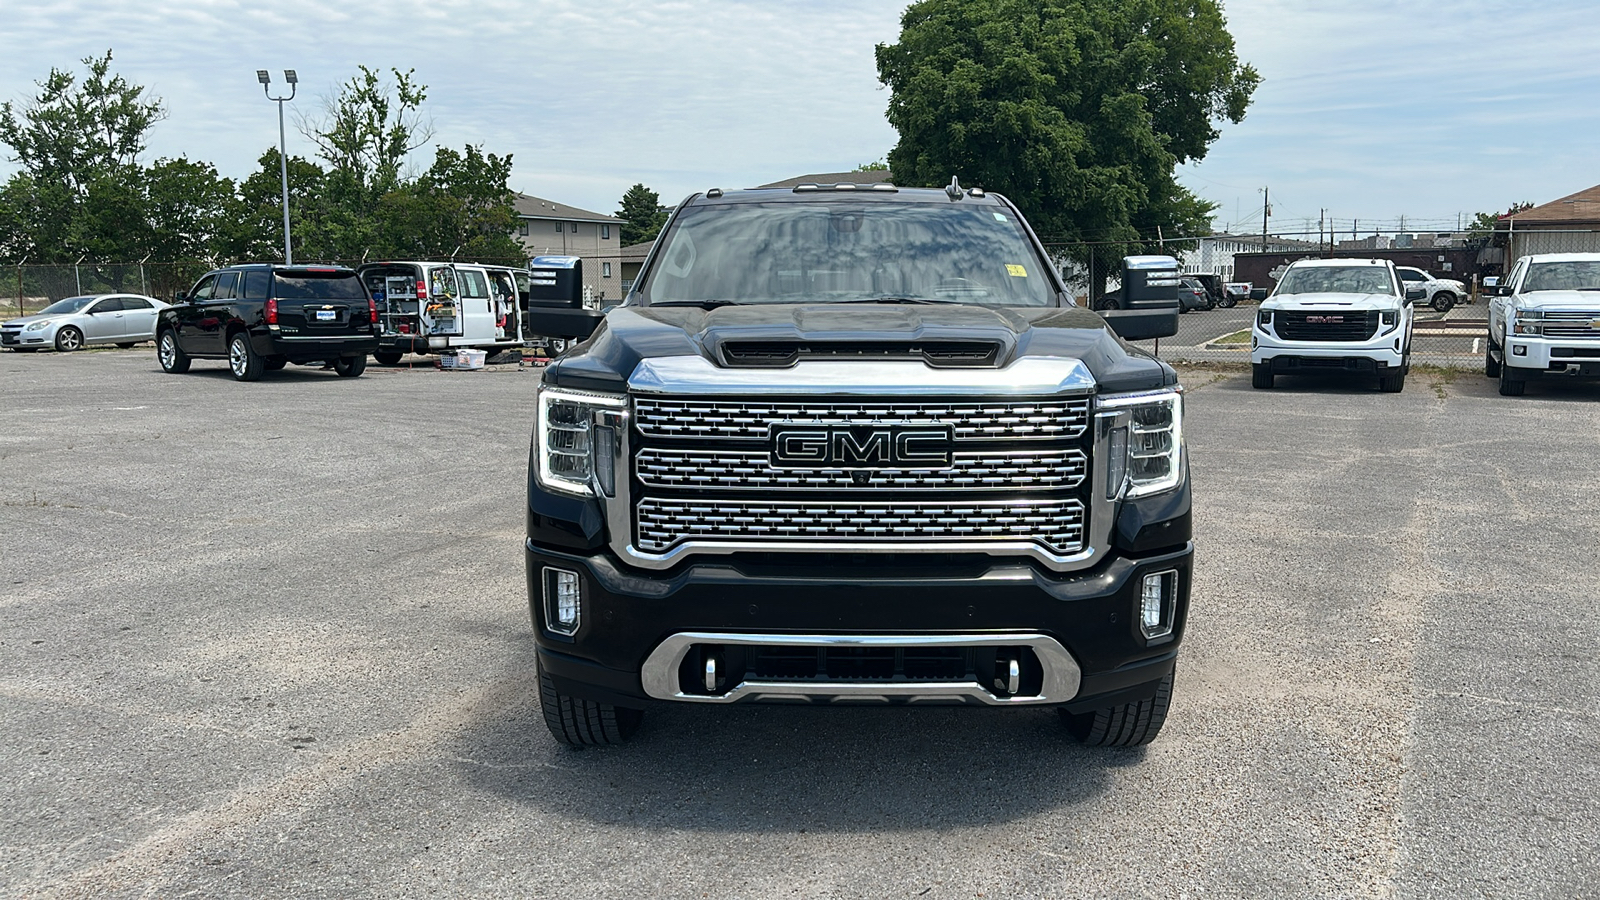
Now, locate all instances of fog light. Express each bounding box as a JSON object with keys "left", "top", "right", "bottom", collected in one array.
[
  {"left": 543, "top": 567, "right": 581, "bottom": 635},
  {"left": 1512, "top": 345, "right": 1527, "bottom": 357},
  {"left": 1140, "top": 570, "right": 1177, "bottom": 640}
]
